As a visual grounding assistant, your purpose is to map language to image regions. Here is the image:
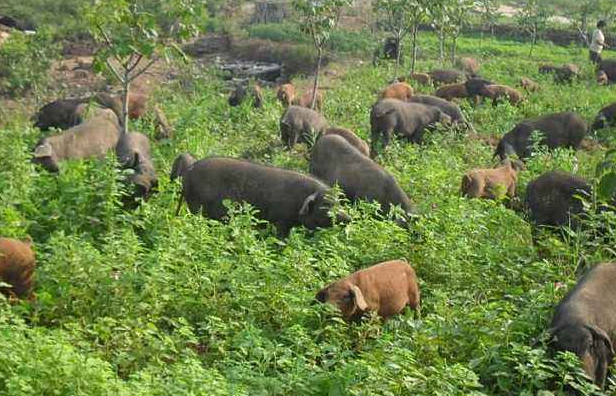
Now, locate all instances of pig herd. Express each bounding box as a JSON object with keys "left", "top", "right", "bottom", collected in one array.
[{"left": 3, "top": 56, "right": 616, "bottom": 391}]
